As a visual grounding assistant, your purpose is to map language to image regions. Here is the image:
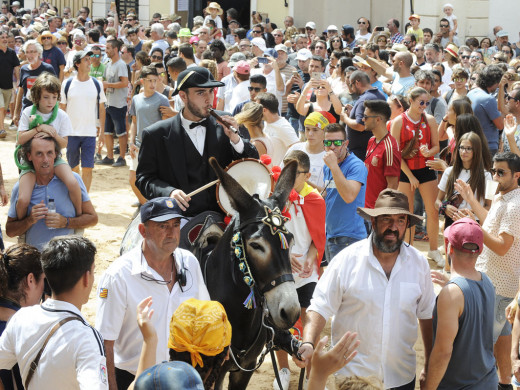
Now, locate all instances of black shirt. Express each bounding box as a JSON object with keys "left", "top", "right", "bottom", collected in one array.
[{"left": 0, "top": 47, "right": 20, "bottom": 89}]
